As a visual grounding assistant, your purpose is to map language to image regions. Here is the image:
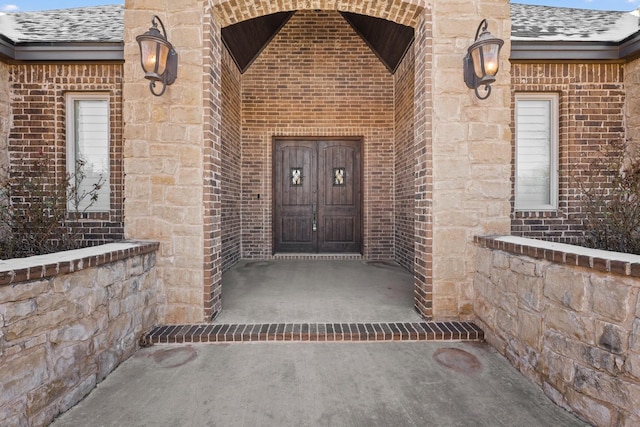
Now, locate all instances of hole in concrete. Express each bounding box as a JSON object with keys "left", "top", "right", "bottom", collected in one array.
[
  {"left": 433, "top": 348, "right": 482, "bottom": 375},
  {"left": 152, "top": 346, "right": 197, "bottom": 369}
]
